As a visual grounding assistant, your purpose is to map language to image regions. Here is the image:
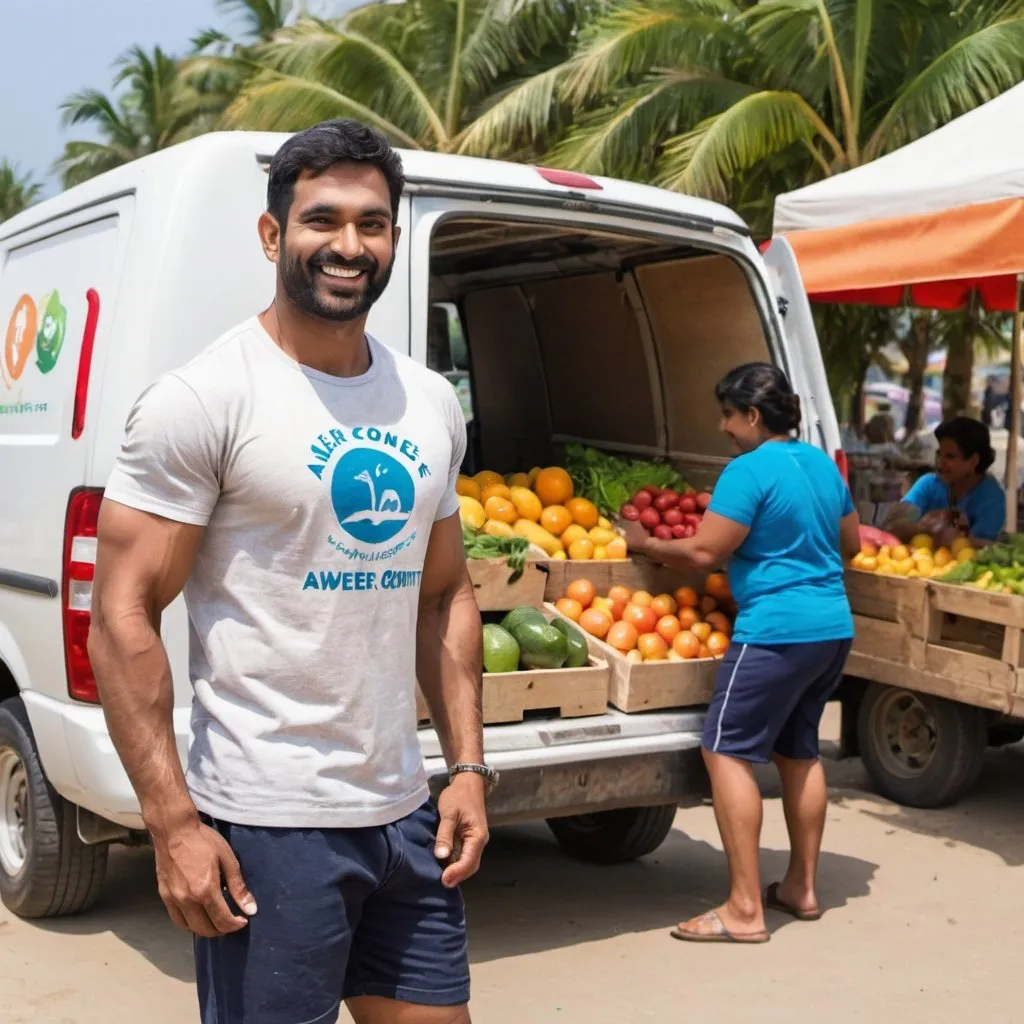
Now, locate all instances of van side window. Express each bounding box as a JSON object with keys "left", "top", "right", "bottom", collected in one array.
[{"left": 428, "top": 302, "right": 474, "bottom": 427}]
